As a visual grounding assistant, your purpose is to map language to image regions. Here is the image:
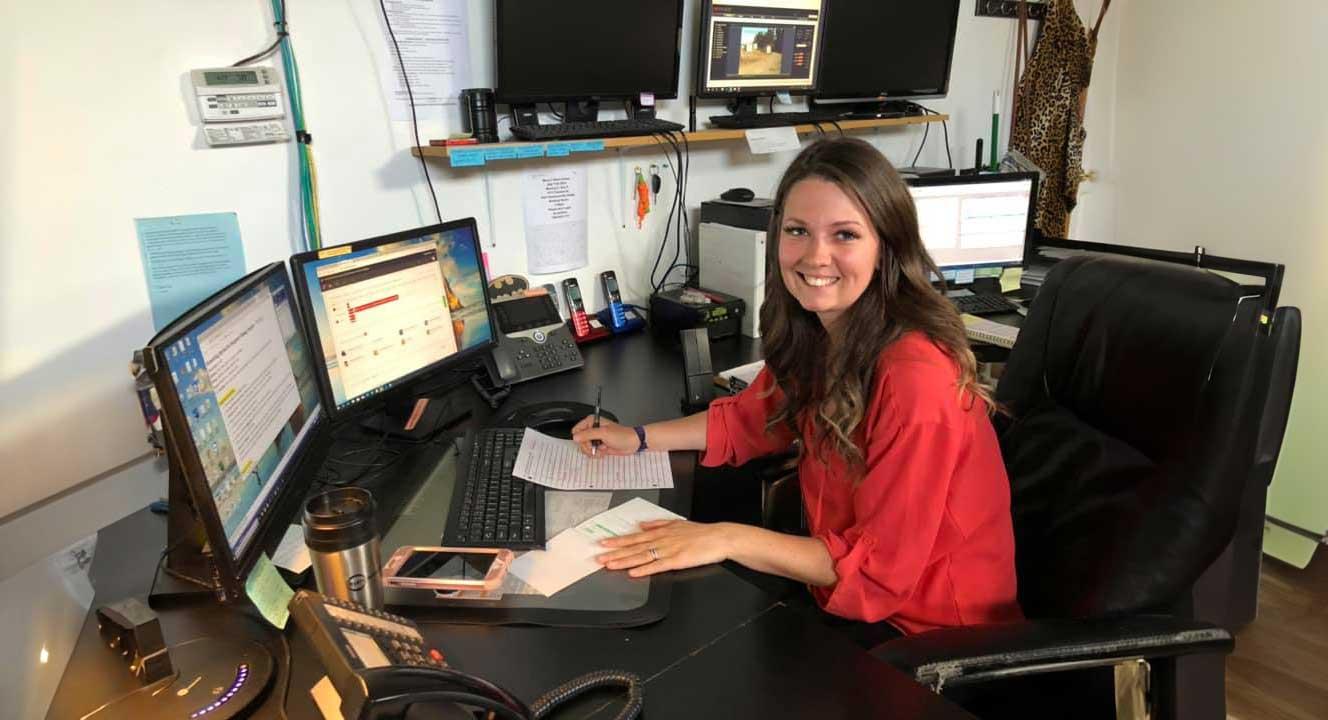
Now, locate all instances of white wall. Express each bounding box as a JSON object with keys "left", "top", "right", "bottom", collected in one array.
[
  {"left": 0, "top": 0, "right": 1030, "bottom": 528},
  {"left": 1075, "top": 0, "right": 1328, "bottom": 559}
]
